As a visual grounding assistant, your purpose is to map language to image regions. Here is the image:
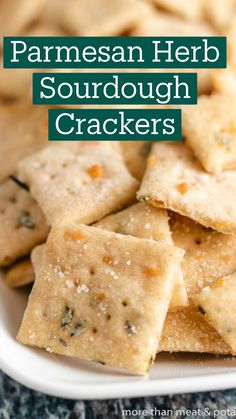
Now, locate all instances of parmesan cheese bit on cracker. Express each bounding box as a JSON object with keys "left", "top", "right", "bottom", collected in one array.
[
  {"left": 193, "top": 272, "right": 236, "bottom": 355},
  {"left": 183, "top": 93, "right": 236, "bottom": 174},
  {"left": 17, "top": 224, "right": 184, "bottom": 375},
  {"left": 95, "top": 203, "right": 188, "bottom": 310},
  {"left": 17, "top": 142, "right": 138, "bottom": 227},
  {"left": 137, "top": 143, "right": 236, "bottom": 236}
]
